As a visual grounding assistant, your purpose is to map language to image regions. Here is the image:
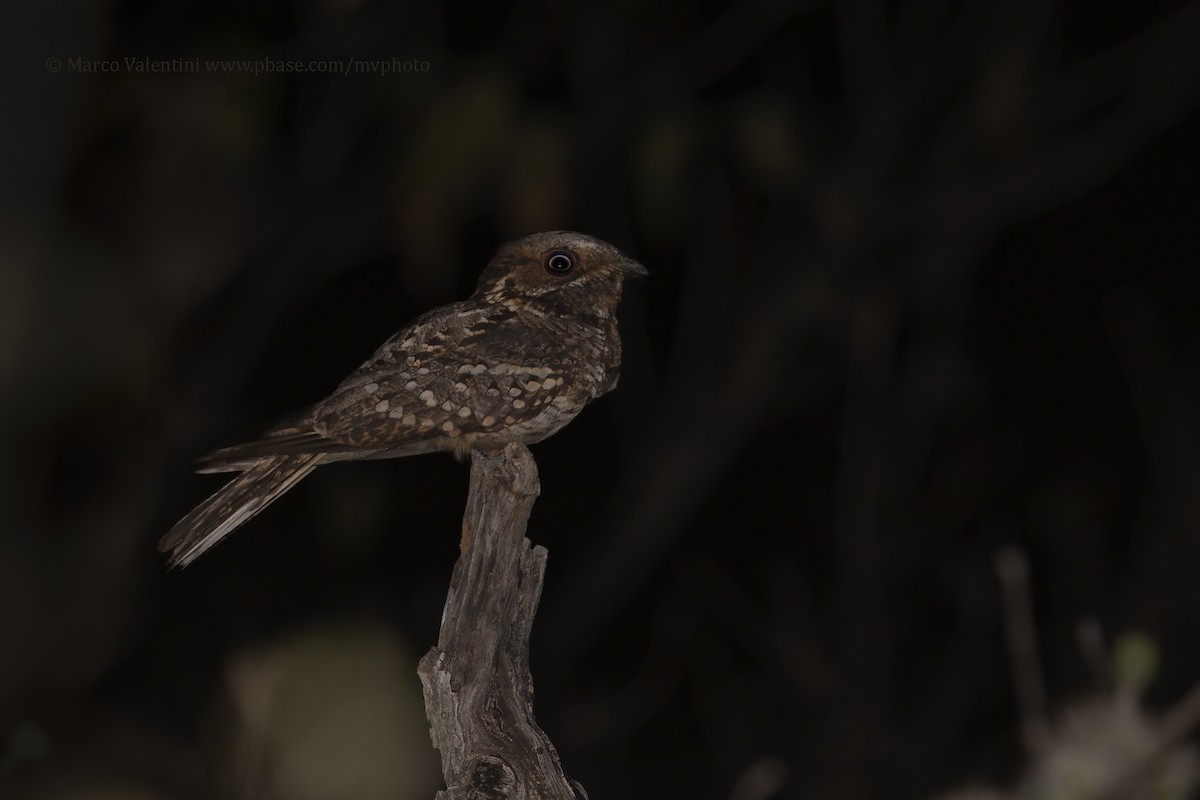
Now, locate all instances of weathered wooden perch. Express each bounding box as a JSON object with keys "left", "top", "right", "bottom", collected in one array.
[{"left": 417, "top": 442, "right": 586, "bottom": 800}]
